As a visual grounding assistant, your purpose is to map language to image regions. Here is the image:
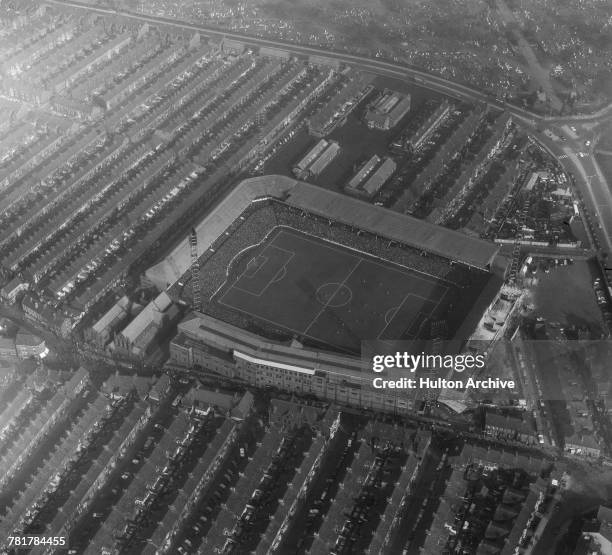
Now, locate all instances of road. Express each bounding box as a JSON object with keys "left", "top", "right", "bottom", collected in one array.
[
  {"left": 0, "top": 304, "right": 76, "bottom": 362},
  {"left": 563, "top": 148, "right": 612, "bottom": 255},
  {"left": 45, "top": 0, "right": 608, "bottom": 125},
  {"left": 45, "top": 0, "right": 497, "bottom": 105},
  {"left": 43, "top": 0, "right": 612, "bottom": 258}
]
